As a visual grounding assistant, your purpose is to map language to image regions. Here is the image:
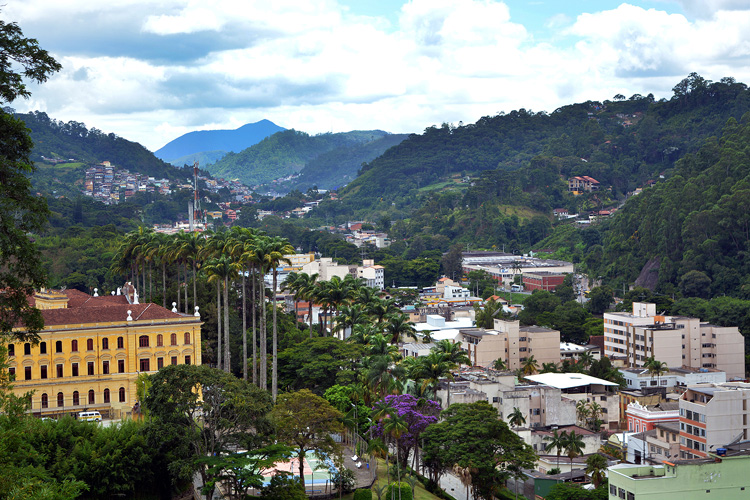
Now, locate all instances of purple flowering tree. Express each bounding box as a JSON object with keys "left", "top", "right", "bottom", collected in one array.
[{"left": 371, "top": 394, "right": 441, "bottom": 468}]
